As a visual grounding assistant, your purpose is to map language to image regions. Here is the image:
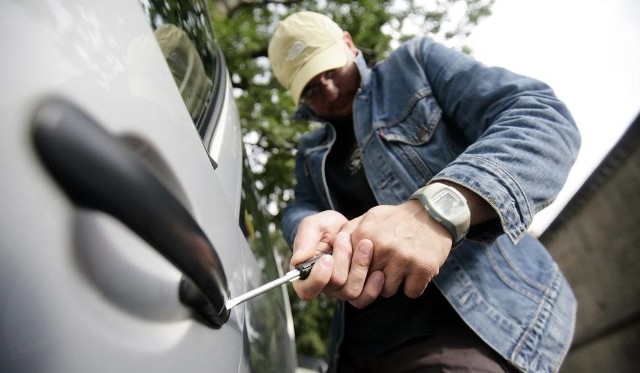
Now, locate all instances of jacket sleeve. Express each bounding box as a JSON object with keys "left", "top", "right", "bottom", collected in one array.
[
  {"left": 280, "top": 133, "right": 326, "bottom": 248},
  {"left": 417, "top": 37, "right": 581, "bottom": 243}
]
